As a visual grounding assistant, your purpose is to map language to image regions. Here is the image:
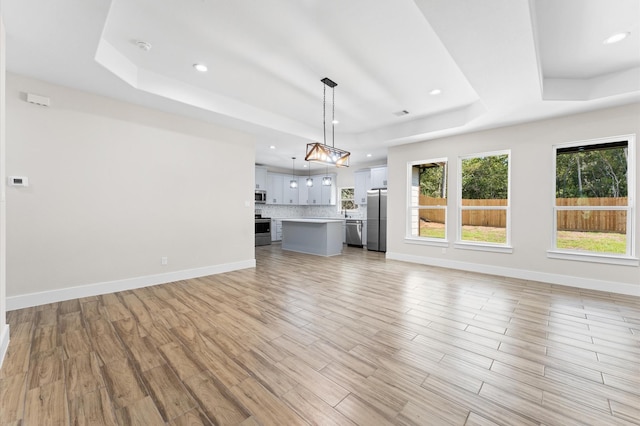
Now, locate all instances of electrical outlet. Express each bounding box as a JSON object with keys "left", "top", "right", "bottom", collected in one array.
[
  {"left": 161, "top": 256, "right": 168, "bottom": 265},
  {"left": 441, "top": 248, "right": 447, "bottom": 254}
]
